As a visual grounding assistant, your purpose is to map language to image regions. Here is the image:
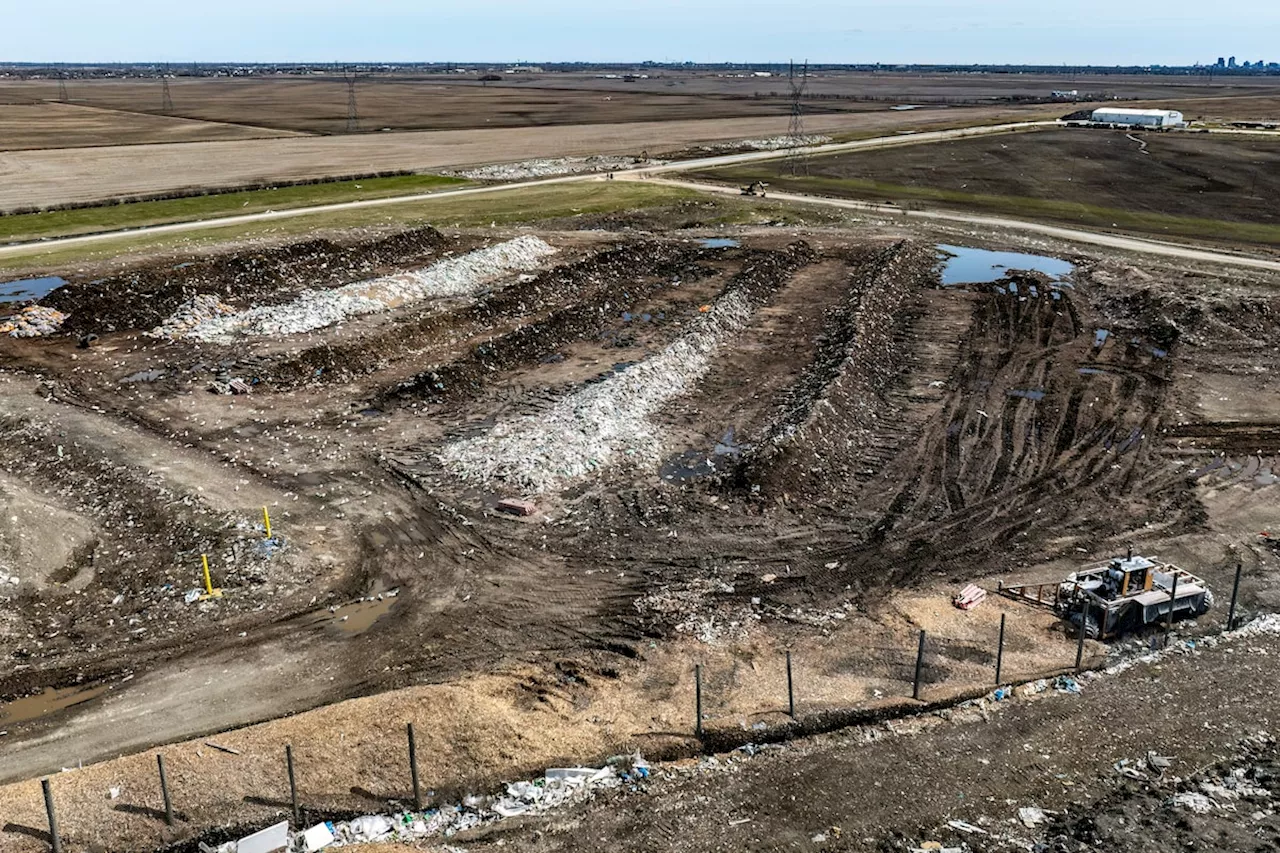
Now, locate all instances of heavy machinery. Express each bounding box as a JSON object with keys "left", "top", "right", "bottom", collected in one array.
[
  {"left": 999, "top": 552, "right": 1213, "bottom": 639},
  {"left": 741, "top": 181, "right": 769, "bottom": 197}
]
